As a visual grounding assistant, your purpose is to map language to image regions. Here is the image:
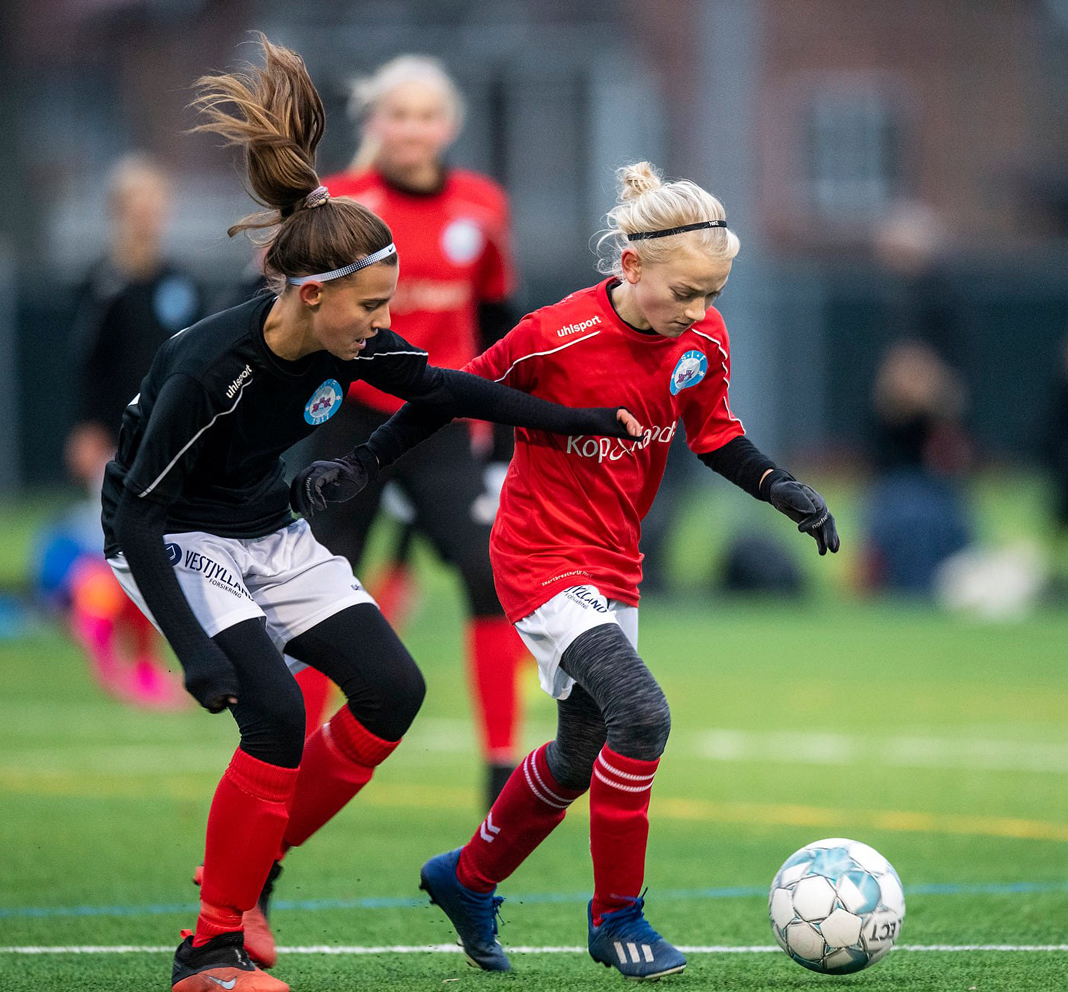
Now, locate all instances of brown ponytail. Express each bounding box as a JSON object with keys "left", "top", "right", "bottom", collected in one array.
[{"left": 191, "top": 34, "right": 395, "bottom": 291}]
